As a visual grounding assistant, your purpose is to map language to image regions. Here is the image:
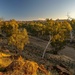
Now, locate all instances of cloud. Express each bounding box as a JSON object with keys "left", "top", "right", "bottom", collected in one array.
[{"left": 38, "top": 18, "right": 45, "bottom": 20}]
